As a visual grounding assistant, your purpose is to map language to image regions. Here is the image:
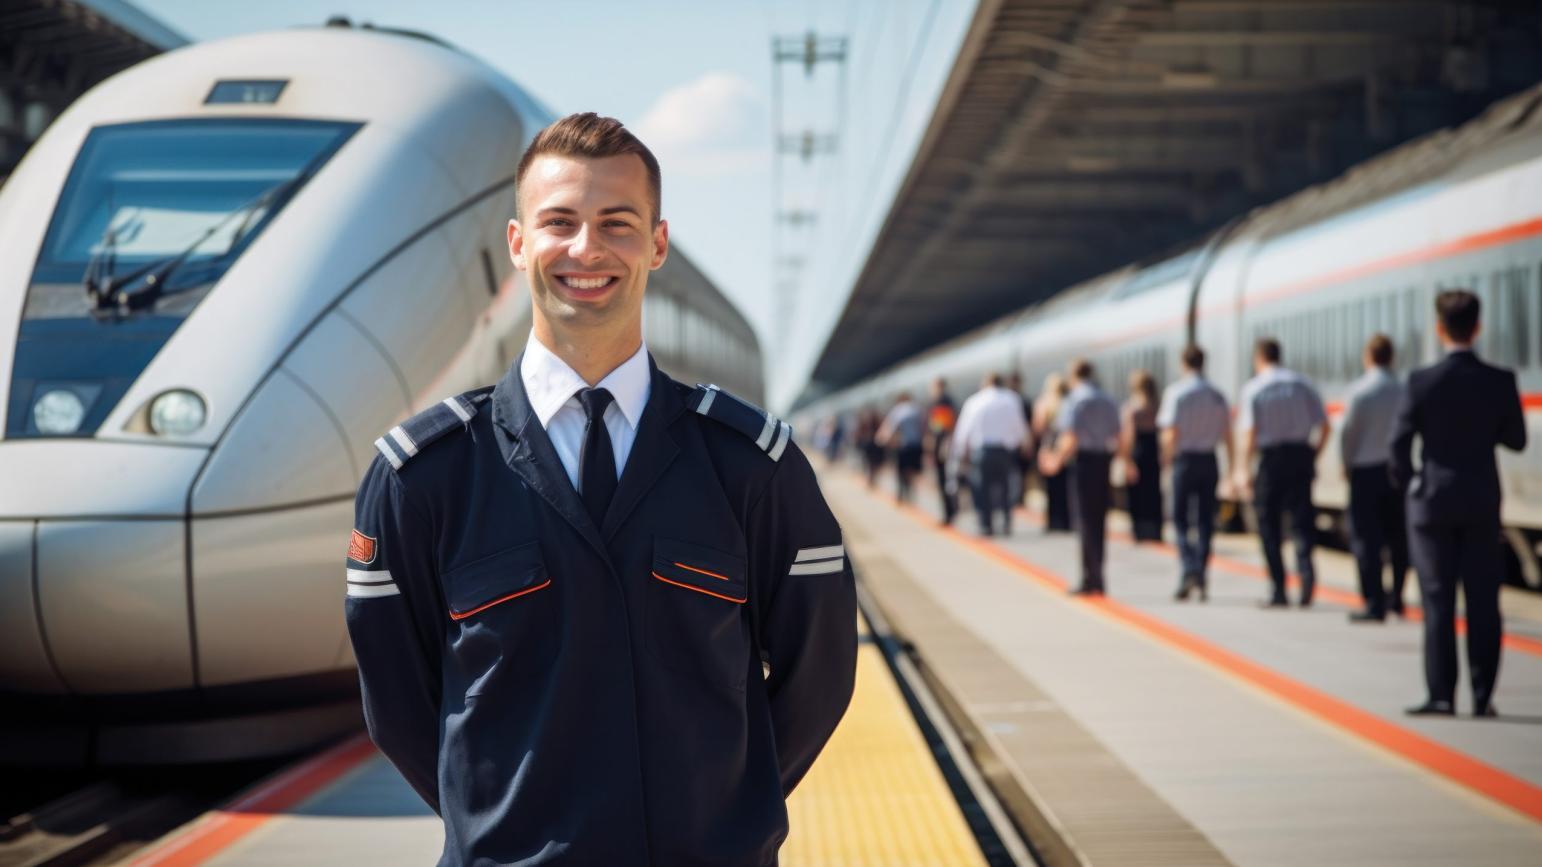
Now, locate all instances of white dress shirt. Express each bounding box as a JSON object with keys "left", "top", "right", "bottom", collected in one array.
[
  {"left": 520, "top": 332, "right": 651, "bottom": 492},
  {"left": 950, "top": 385, "right": 1031, "bottom": 461},
  {"left": 1236, "top": 365, "right": 1326, "bottom": 447}
]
